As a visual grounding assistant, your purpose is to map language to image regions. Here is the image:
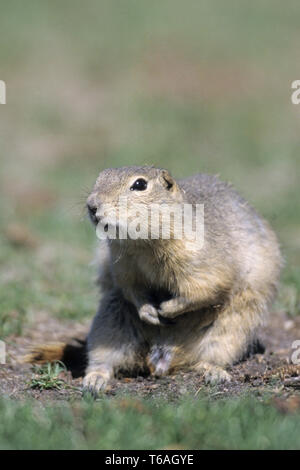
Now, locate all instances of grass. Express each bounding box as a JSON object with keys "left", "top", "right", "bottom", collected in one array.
[
  {"left": 27, "top": 362, "right": 68, "bottom": 391},
  {"left": 0, "top": 394, "right": 300, "bottom": 450},
  {"left": 0, "top": 0, "right": 299, "bottom": 450}
]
